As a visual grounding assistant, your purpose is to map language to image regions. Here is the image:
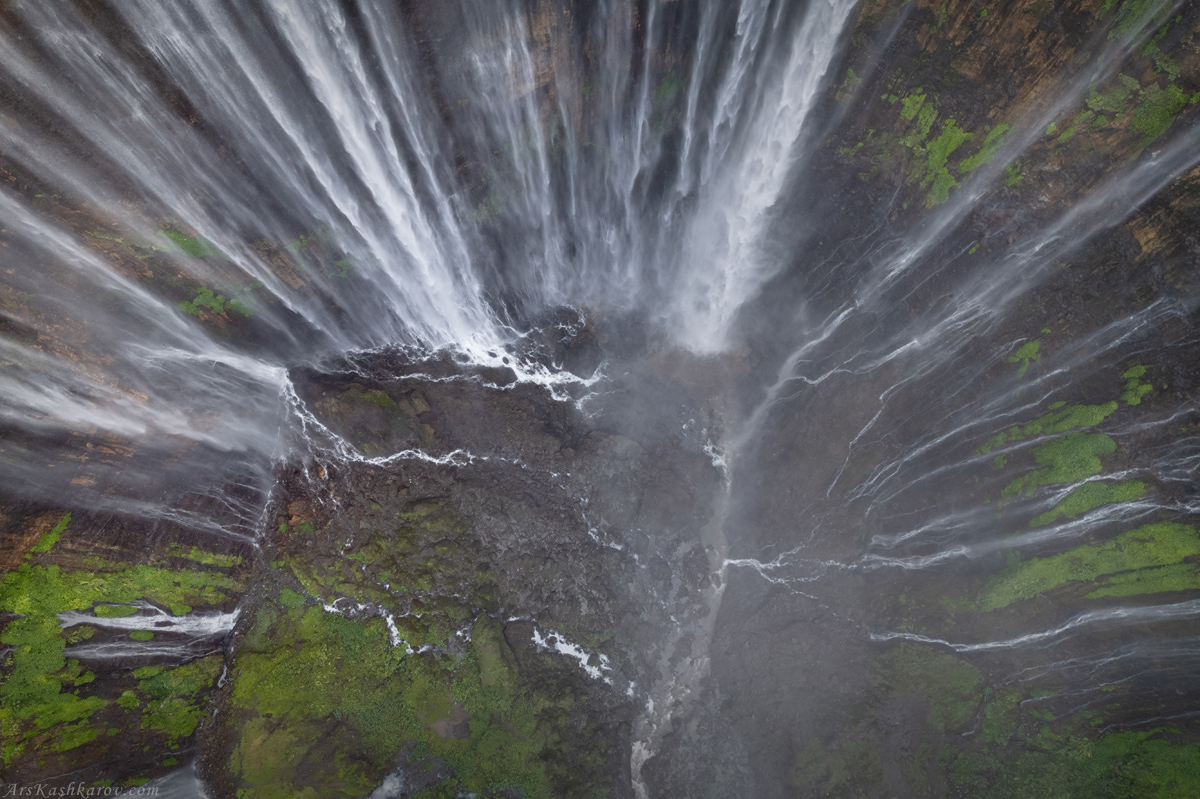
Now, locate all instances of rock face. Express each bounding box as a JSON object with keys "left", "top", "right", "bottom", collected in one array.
[{"left": 197, "top": 336, "right": 726, "bottom": 798}]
